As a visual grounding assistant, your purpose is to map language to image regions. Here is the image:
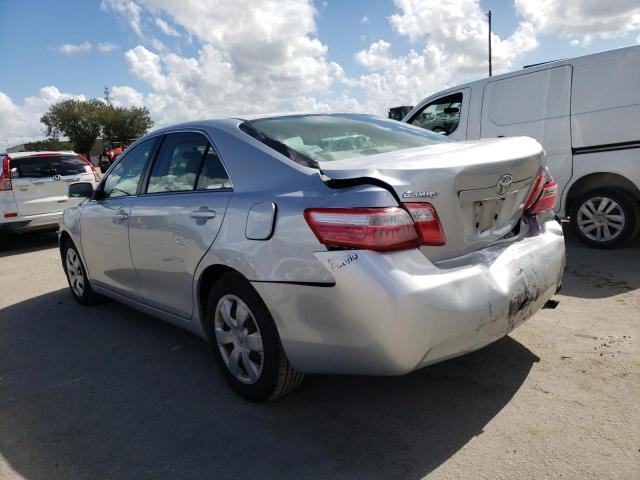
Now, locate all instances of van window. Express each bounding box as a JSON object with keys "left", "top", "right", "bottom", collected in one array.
[{"left": 408, "top": 93, "right": 462, "bottom": 136}]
